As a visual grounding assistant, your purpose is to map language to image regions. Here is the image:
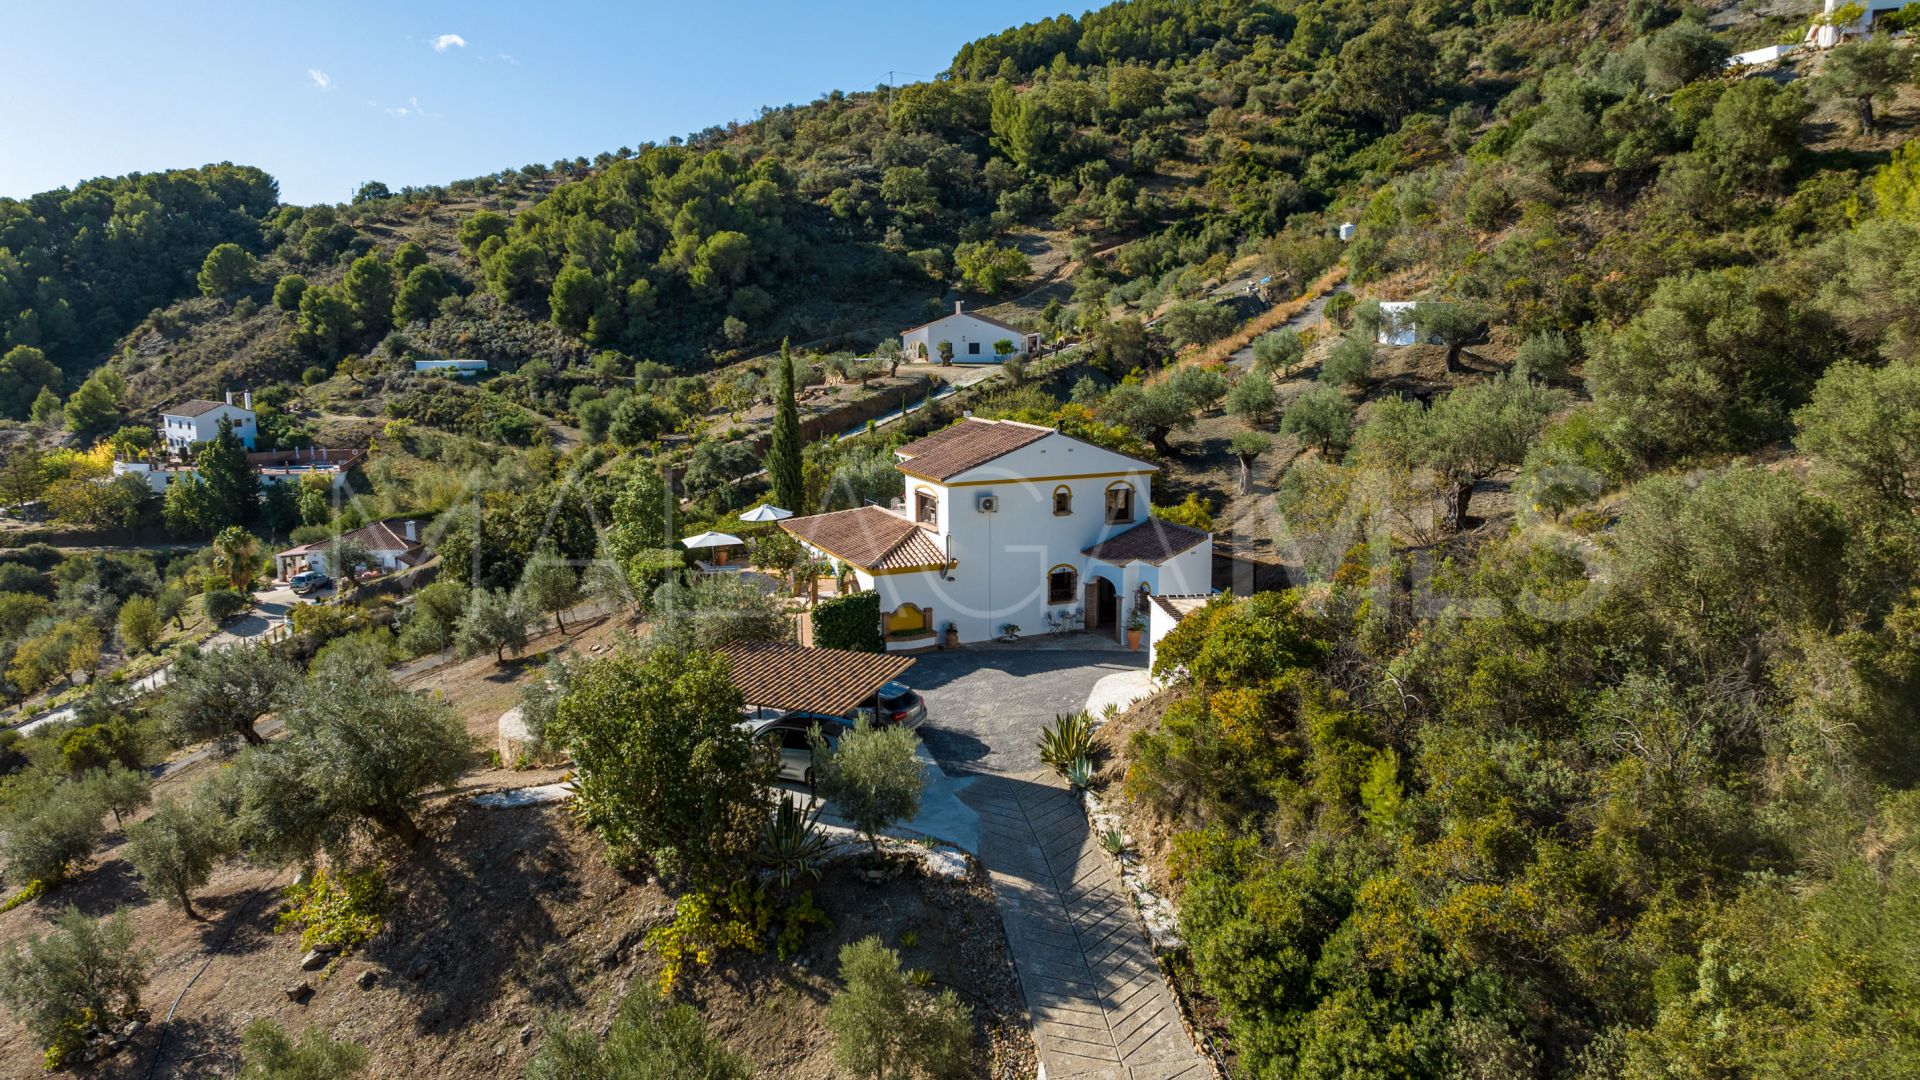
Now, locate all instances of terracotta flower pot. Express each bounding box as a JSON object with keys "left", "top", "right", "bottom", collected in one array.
[{"left": 1126, "top": 627, "right": 1143, "bottom": 650}]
